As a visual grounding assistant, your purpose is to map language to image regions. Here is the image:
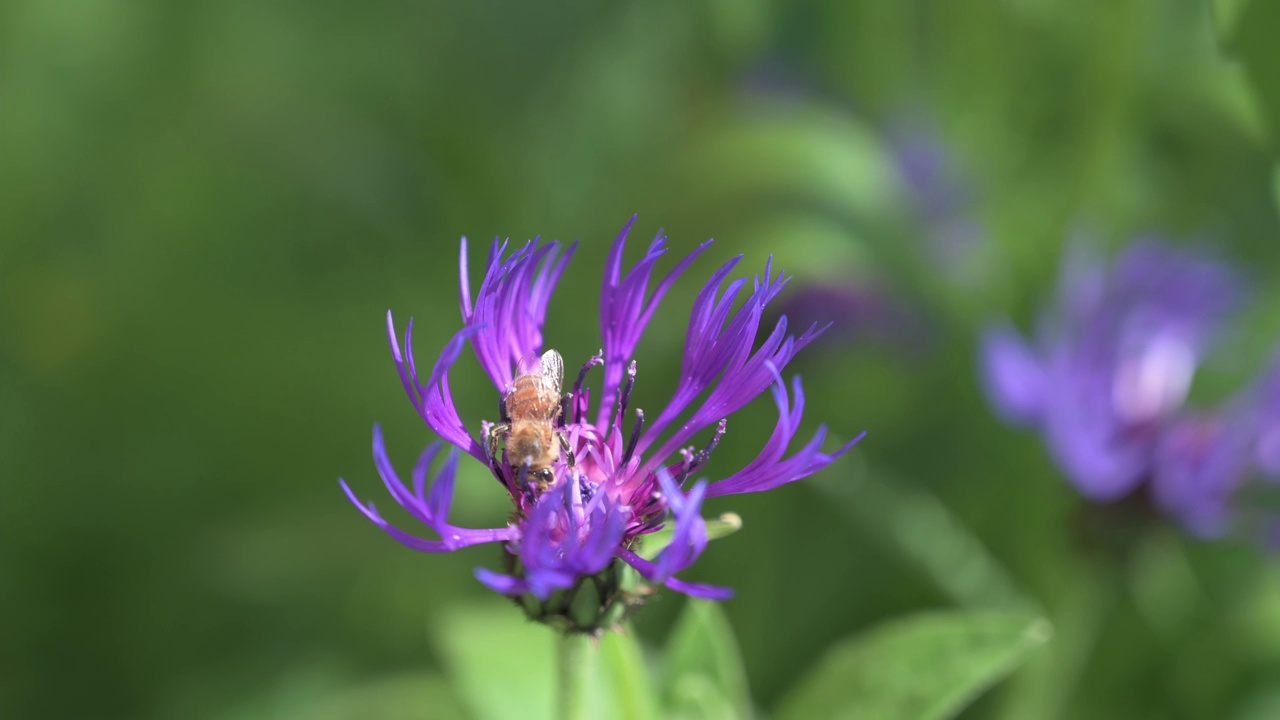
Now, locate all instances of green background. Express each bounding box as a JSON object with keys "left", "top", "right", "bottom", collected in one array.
[{"left": 6, "top": 0, "right": 1280, "bottom": 718}]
